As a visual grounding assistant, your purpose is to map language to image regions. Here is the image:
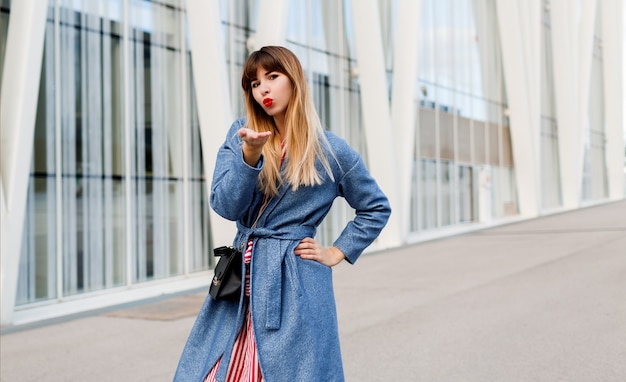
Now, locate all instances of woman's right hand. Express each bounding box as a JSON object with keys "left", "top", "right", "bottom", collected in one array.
[{"left": 239, "top": 128, "right": 271, "bottom": 166}]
